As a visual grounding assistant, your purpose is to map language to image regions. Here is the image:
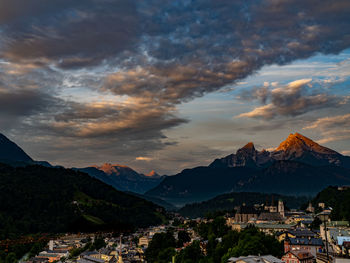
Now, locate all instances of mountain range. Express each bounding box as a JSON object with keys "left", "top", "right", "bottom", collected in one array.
[
  {"left": 210, "top": 133, "right": 350, "bottom": 169},
  {"left": 0, "top": 132, "right": 163, "bottom": 193},
  {"left": 2, "top": 131, "right": 350, "bottom": 209},
  {"left": 74, "top": 164, "right": 173, "bottom": 209},
  {"left": 146, "top": 133, "right": 350, "bottom": 206}
]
